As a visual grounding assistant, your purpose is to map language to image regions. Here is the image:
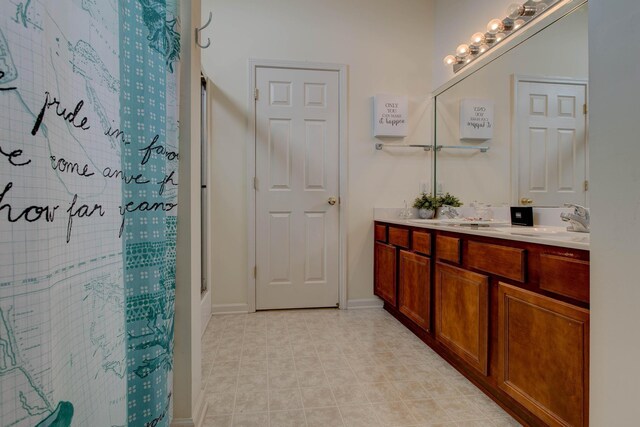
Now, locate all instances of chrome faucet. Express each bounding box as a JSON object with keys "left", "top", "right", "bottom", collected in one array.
[
  {"left": 439, "top": 205, "right": 460, "bottom": 219},
  {"left": 560, "top": 203, "right": 590, "bottom": 233}
]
